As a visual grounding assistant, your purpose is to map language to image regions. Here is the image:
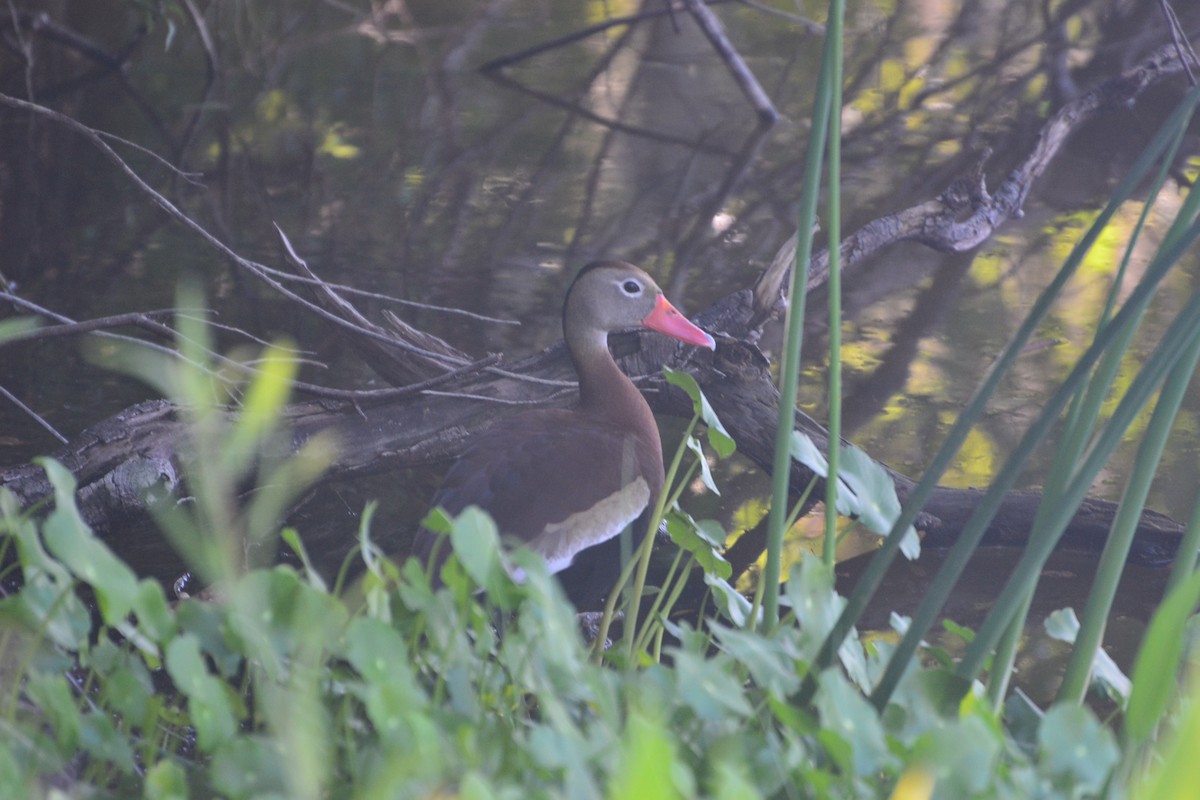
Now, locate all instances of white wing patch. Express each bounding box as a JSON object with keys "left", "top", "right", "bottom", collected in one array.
[{"left": 528, "top": 478, "right": 651, "bottom": 574}]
